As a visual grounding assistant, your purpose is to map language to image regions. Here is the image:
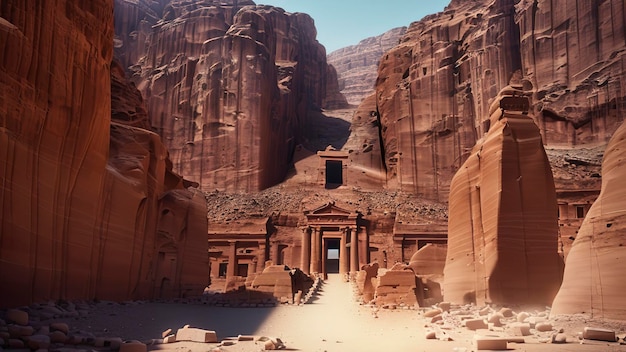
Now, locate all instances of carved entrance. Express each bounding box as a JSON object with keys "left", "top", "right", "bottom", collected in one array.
[{"left": 302, "top": 202, "right": 363, "bottom": 280}]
